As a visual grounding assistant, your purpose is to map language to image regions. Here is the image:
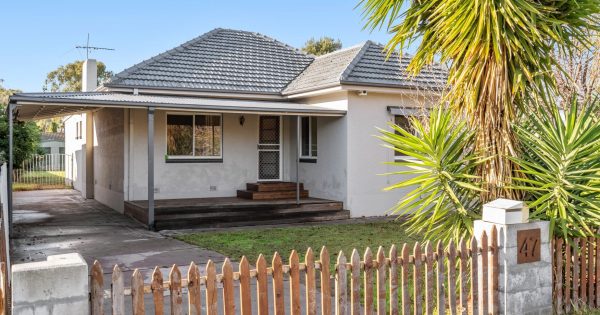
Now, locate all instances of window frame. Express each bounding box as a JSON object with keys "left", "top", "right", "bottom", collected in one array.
[
  {"left": 299, "top": 116, "right": 317, "bottom": 161},
  {"left": 165, "top": 112, "right": 223, "bottom": 162},
  {"left": 388, "top": 106, "right": 428, "bottom": 162},
  {"left": 75, "top": 121, "right": 82, "bottom": 140},
  {"left": 392, "top": 114, "right": 416, "bottom": 161}
]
